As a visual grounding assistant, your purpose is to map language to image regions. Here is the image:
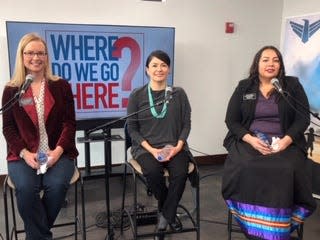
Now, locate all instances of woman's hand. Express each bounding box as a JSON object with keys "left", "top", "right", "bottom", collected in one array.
[
  {"left": 22, "top": 150, "right": 39, "bottom": 169},
  {"left": 150, "top": 147, "right": 164, "bottom": 161},
  {"left": 271, "top": 135, "right": 292, "bottom": 153},
  {"left": 46, "top": 146, "right": 64, "bottom": 168},
  {"left": 141, "top": 140, "right": 163, "bottom": 160},
  {"left": 166, "top": 140, "right": 184, "bottom": 160},
  {"left": 141, "top": 140, "right": 184, "bottom": 162},
  {"left": 243, "top": 134, "right": 272, "bottom": 155}
]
